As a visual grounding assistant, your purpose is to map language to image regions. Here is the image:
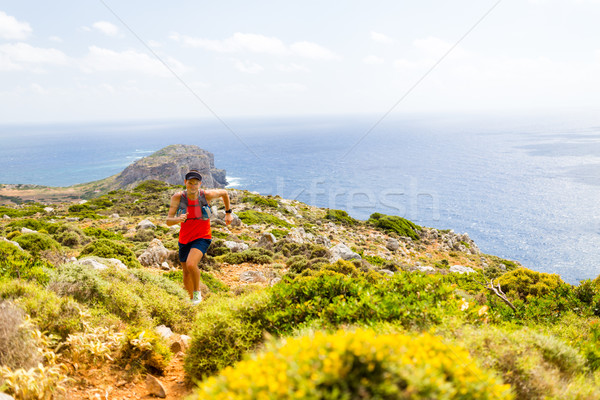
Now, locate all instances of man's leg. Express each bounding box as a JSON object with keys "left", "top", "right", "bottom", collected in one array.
[
  {"left": 181, "top": 261, "right": 194, "bottom": 299},
  {"left": 185, "top": 248, "right": 205, "bottom": 300}
]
